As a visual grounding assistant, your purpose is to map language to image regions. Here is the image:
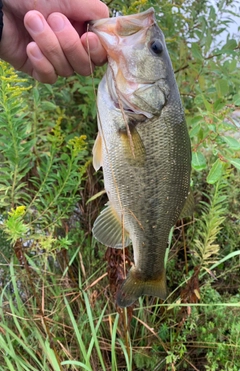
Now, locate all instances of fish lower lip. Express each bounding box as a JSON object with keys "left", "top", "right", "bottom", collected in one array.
[
  {"left": 114, "top": 102, "right": 134, "bottom": 113},
  {"left": 114, "top": 102, "right": 153, "bottom": 119}
]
